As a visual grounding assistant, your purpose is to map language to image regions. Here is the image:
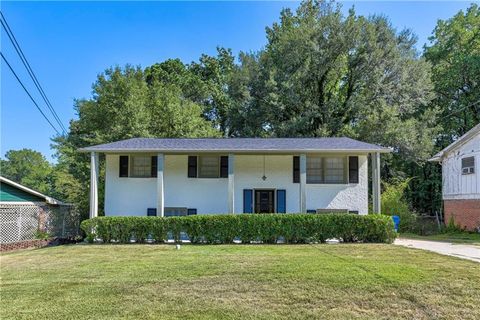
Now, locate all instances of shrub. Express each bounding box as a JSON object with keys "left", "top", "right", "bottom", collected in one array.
[
  {"left": 80, "top": 213, "right": 396, "bottom": 244},
  {"left": 381, "top": 179, "right": 417, "bottom": 232},
  {"left": 443, "top": 215, "right": 464, "bottom": 233}
]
